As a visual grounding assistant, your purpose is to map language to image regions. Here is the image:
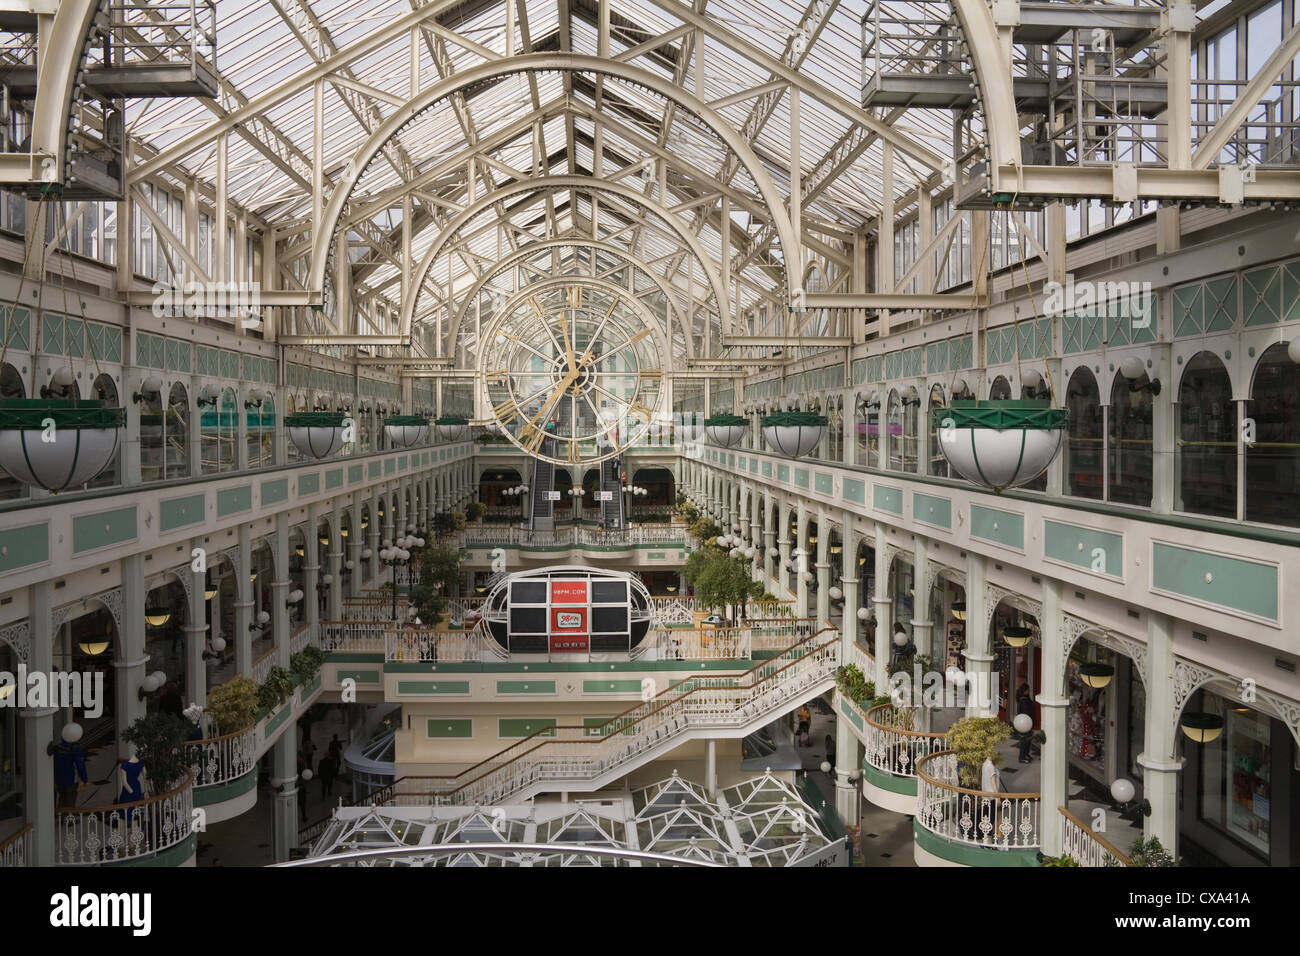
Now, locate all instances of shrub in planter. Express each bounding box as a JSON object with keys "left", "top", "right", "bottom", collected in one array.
[
  {"left": 835, "top": 664, "right": 876, "bottom": 709},
  {"left": 290, "top": 646, "right": 326, "bottom": 684},
  {"left": 258, "top": 666, "right": 296, "bottom": 712},
  {"left": 121, "top": 713, "right": 192, "bottom": 791},
  {"left": 1120, "top": 836, "right": 1176, "bottom": 867},
  {"left": 205, "top": 676, "right": 260, "bottom": 734},
  {"left": 464, "top": 501, "right": 485, "bottom": 522},
  {"left": 1041, "top": 853, "right": 1080, "bottom": 867},
  {"left": 946, "top": 715, "right": 1010, "bottom": 788}
]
